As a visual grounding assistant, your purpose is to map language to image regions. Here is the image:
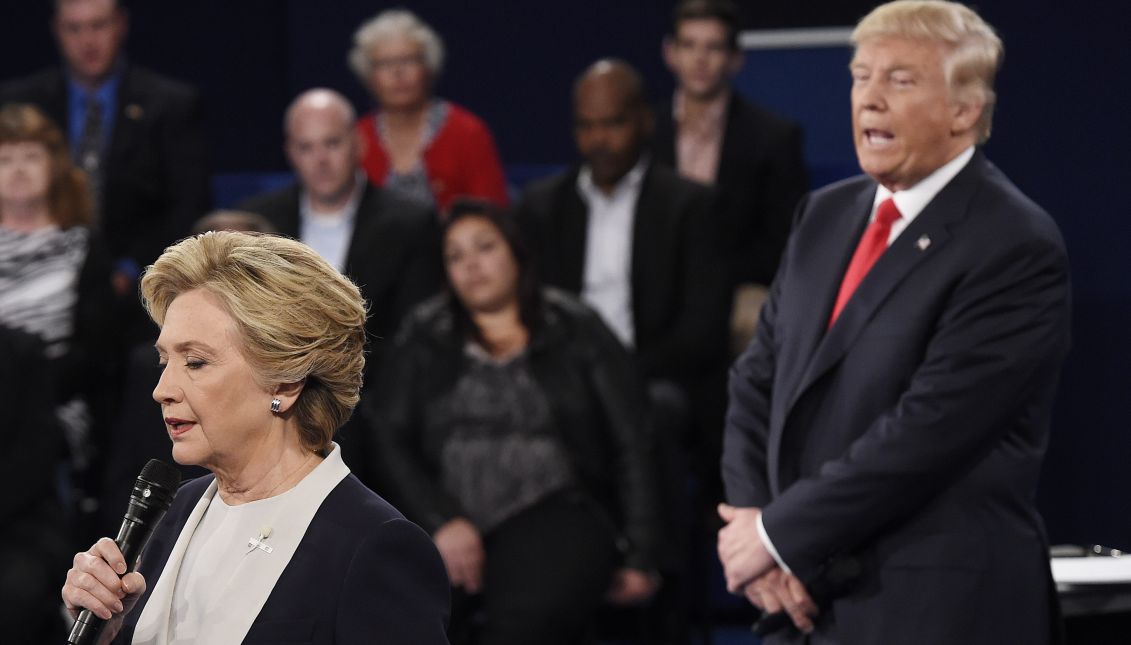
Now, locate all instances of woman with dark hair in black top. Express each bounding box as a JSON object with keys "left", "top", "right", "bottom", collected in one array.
[{"left": 372, "top": 199, "right": 662, "bottom": 644}]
